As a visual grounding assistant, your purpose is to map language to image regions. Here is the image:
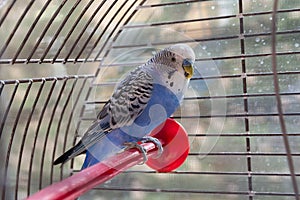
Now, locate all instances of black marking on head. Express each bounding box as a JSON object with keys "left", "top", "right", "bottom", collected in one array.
[
  {"left": 170, "top": 82, "right": 174, "bottom": 87},
  {"left": 171, "top": 57, "right": 176, "bottom": 62},
  {"left": 168, "top": 70, "right": 176, "bottom": 79}
]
